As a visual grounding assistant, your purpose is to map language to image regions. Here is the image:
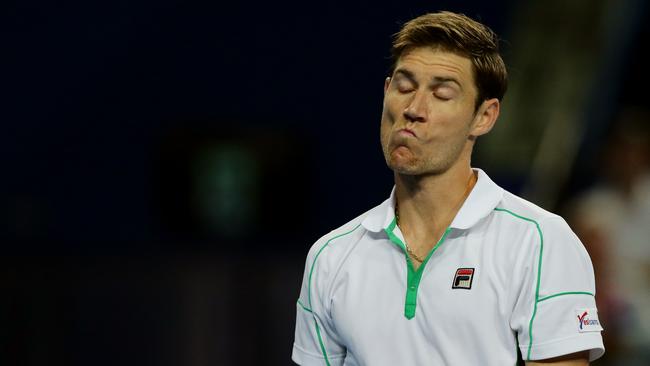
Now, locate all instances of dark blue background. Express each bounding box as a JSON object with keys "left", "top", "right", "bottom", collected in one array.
[{"left": 2, "top": 0, "right": 515, "bottom": 249}]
